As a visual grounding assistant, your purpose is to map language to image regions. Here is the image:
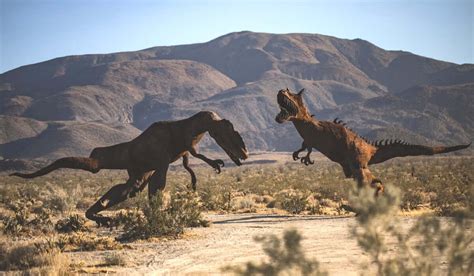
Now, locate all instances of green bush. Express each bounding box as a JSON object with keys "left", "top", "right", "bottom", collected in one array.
[
  {"left": 400, "top": 188, "right": 425, "bottom": 211},
  {"left": 55, "top": 214, "right": 89, "bottom": 233},
  {"left": 118, "top": 190, "right": 209, "bottom": 241},
  {"left": 198, "top": 184, "right": 233, "bottom": 211},
  {"left": 1, "top": 199, "right": 53, "bottom": 235},
  {"left": 276, "top": 190, "right": 308, "bottom": 214}
]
